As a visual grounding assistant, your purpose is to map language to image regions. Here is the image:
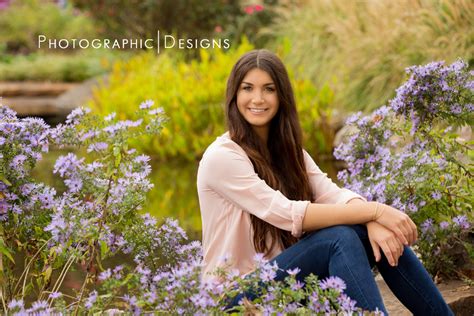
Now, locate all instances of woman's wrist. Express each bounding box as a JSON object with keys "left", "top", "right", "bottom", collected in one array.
[
  {"left": 347, "top": 198, "right": 375, "bottom": 224},
  {"left": 372, "top": 202, "right": 385, "bottom": 221}
]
